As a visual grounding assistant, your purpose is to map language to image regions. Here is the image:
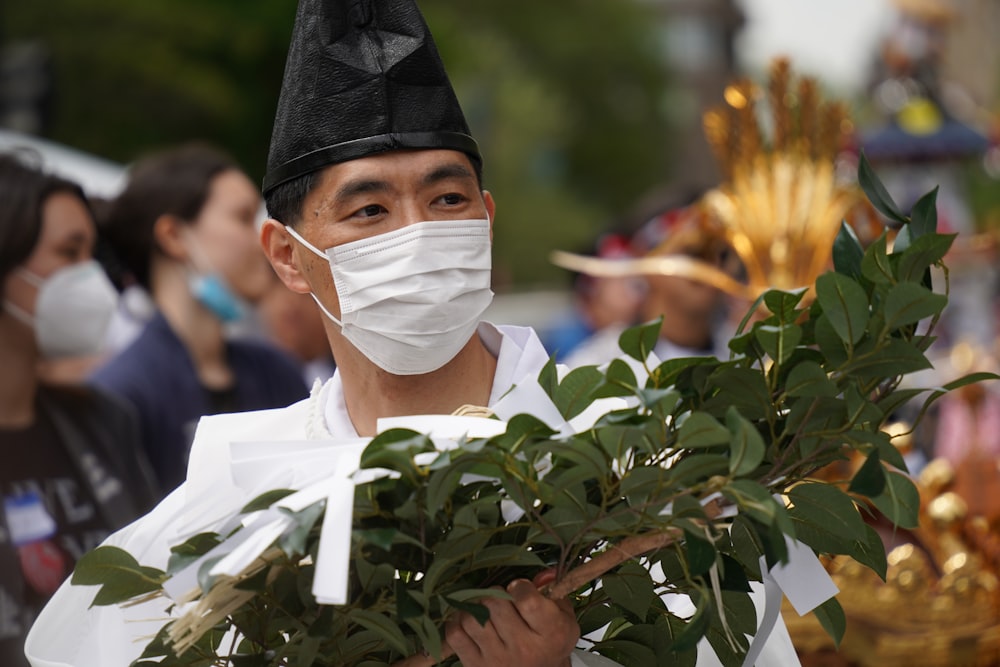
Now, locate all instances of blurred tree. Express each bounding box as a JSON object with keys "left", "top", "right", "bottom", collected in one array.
[{"left": 4, "top": 0, "right": 675, "bottom": 286}]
